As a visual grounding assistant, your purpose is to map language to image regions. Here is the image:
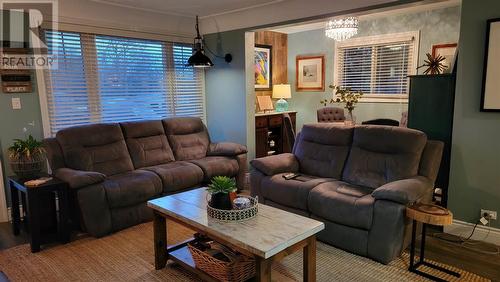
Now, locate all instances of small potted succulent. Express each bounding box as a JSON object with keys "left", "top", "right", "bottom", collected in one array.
[
  {"left": 321, "top": 85, "right": 363, "bottom": 125},
  {"left": 207, "top": 176, "right": 237, "bottom": 210},
  {"left": 8, "top": 135, "right": 46, "bottom": 179}
]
